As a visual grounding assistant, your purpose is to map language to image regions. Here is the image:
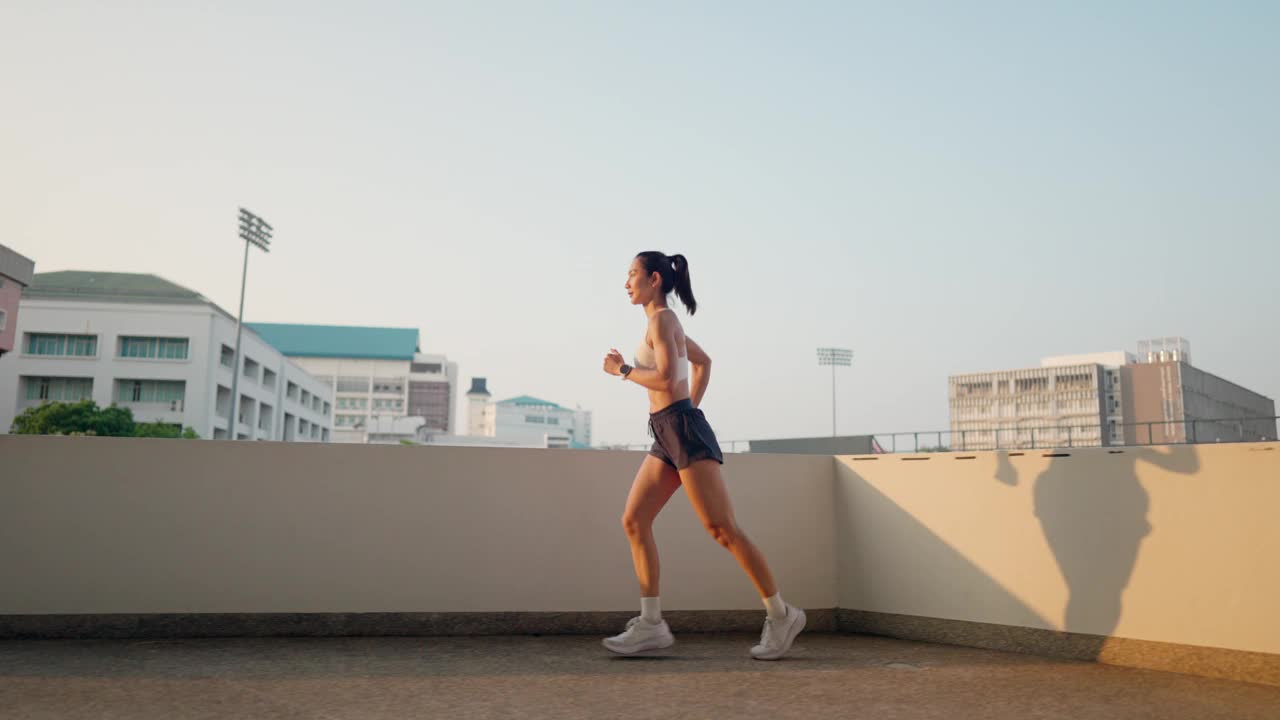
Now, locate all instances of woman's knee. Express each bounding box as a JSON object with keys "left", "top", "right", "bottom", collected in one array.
[
  {"left": 703, "top": 521, "right": 741, "bottom": 549},
  {"left": 621, "top": 513, "right": 653, "bottom": 540}
]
